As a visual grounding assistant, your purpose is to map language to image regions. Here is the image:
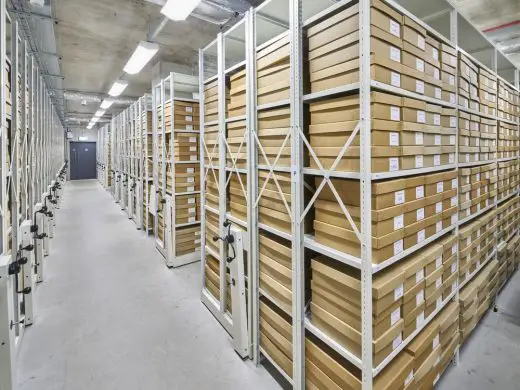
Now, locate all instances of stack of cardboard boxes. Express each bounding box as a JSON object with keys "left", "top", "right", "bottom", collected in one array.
[
  {"left": 497, "top": 159, "right": 519, "bottom": 202},
  {"left": 458, "top": 110, "right": 497, "bottom": 164},
  {"left": 458, "top": 52, "right": 479, "bottom": 111},
  {"left": 257, "top": 32, "right": 289, "bottom": 106},
  {"left": 459, "top": 260, "right": 499, "bottom": 342},
  {"left": 228, "top": 173, "right": 247, "bottom": 223},
  {"left": 478, "top": 67, "right": 497, "bottom": 116},
  {"left": 227, "top": 69, "right": 246, "bottom": 118},
  {"left": 497, "top": 80, "right": 520, "bottom": 122},
  {"left": 313, "top": 175, "right": 457, "bottom": 262},
  {"left": 458, "top": 163, "right": 497, "bottom": 220},
  {"left": 257, "top": 170, "right": 291, "bottom": 234},
  {"left": 227, "top": 119, "right": 247, "bottom": 169},
  {"left": 498, "top": 121, "right": 519, "bottom": 159},
  {"left": 496, "top": 196, "right": 520, "bottom": 244},
  {"left": 307, "top": 93, "right": 456, "bottom": 174},
  {"left": 458, "top": 209, "right": 497, "bottom": 287}
]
